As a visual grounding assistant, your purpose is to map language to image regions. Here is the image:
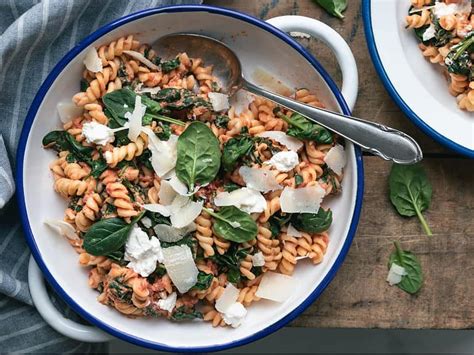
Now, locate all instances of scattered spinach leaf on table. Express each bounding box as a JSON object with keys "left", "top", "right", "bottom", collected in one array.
[
  {"left": 389, "top": 163, "right": 432, "bottom": 236},
  {"left": 313, "top": 0, "right": 347, "bottom": 19},
  {"left": 388, "top": 241, "right": 423, "bottom": 294}
]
